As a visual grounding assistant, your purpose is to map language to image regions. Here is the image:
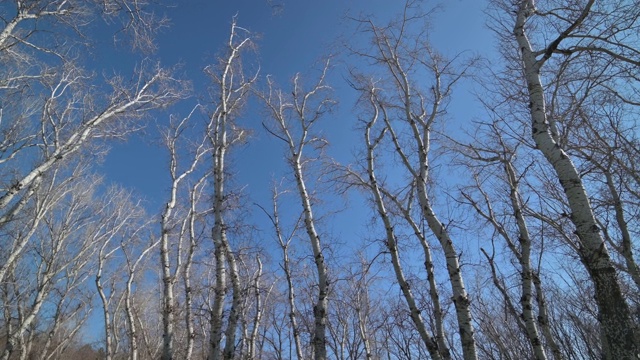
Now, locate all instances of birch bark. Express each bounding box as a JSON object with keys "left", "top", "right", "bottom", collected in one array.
[
  {"left": 160, "top": 108, "right": 208, "bottom": 360},
  {"left": 206, "top": 17, "right": 255, "bottom": 360},
  {"left": 513, "top": 1, "right": 639, "bottom": 357},
  {"left": 258, "top": 187, "right": 305, "bottom": 360},
  {"left": 361, "top": 94, "right": 445, "bottom": 360},
  {"left": 346, "top": 6, "right": 478, "bottom": 358},
  {"left": 259, "top": 64, "right": 334, "bottom": 360}
]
